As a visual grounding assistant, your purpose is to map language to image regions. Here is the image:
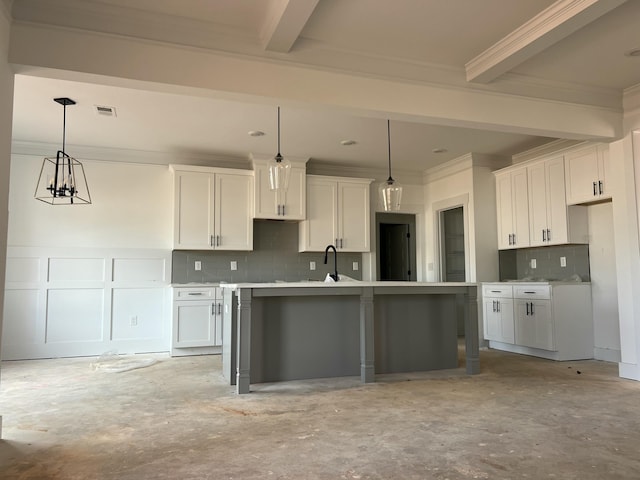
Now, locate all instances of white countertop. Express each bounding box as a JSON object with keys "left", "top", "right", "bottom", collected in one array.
[{"left": 218, "top": 281, "right": 476, "bottom": 289}]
